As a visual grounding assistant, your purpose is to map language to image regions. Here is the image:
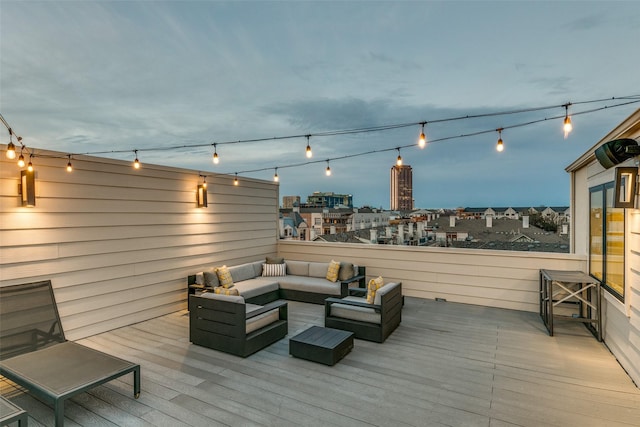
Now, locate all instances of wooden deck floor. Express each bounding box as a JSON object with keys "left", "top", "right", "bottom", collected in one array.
[{"left": 2, "top": 297, "right": 639, "bottom": 427}]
